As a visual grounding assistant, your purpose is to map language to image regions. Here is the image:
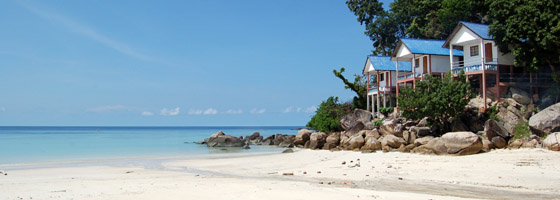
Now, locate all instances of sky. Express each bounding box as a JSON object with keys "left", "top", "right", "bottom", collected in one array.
[{"left": 0, "top": 0, "right": 392, "bottom": 126}]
